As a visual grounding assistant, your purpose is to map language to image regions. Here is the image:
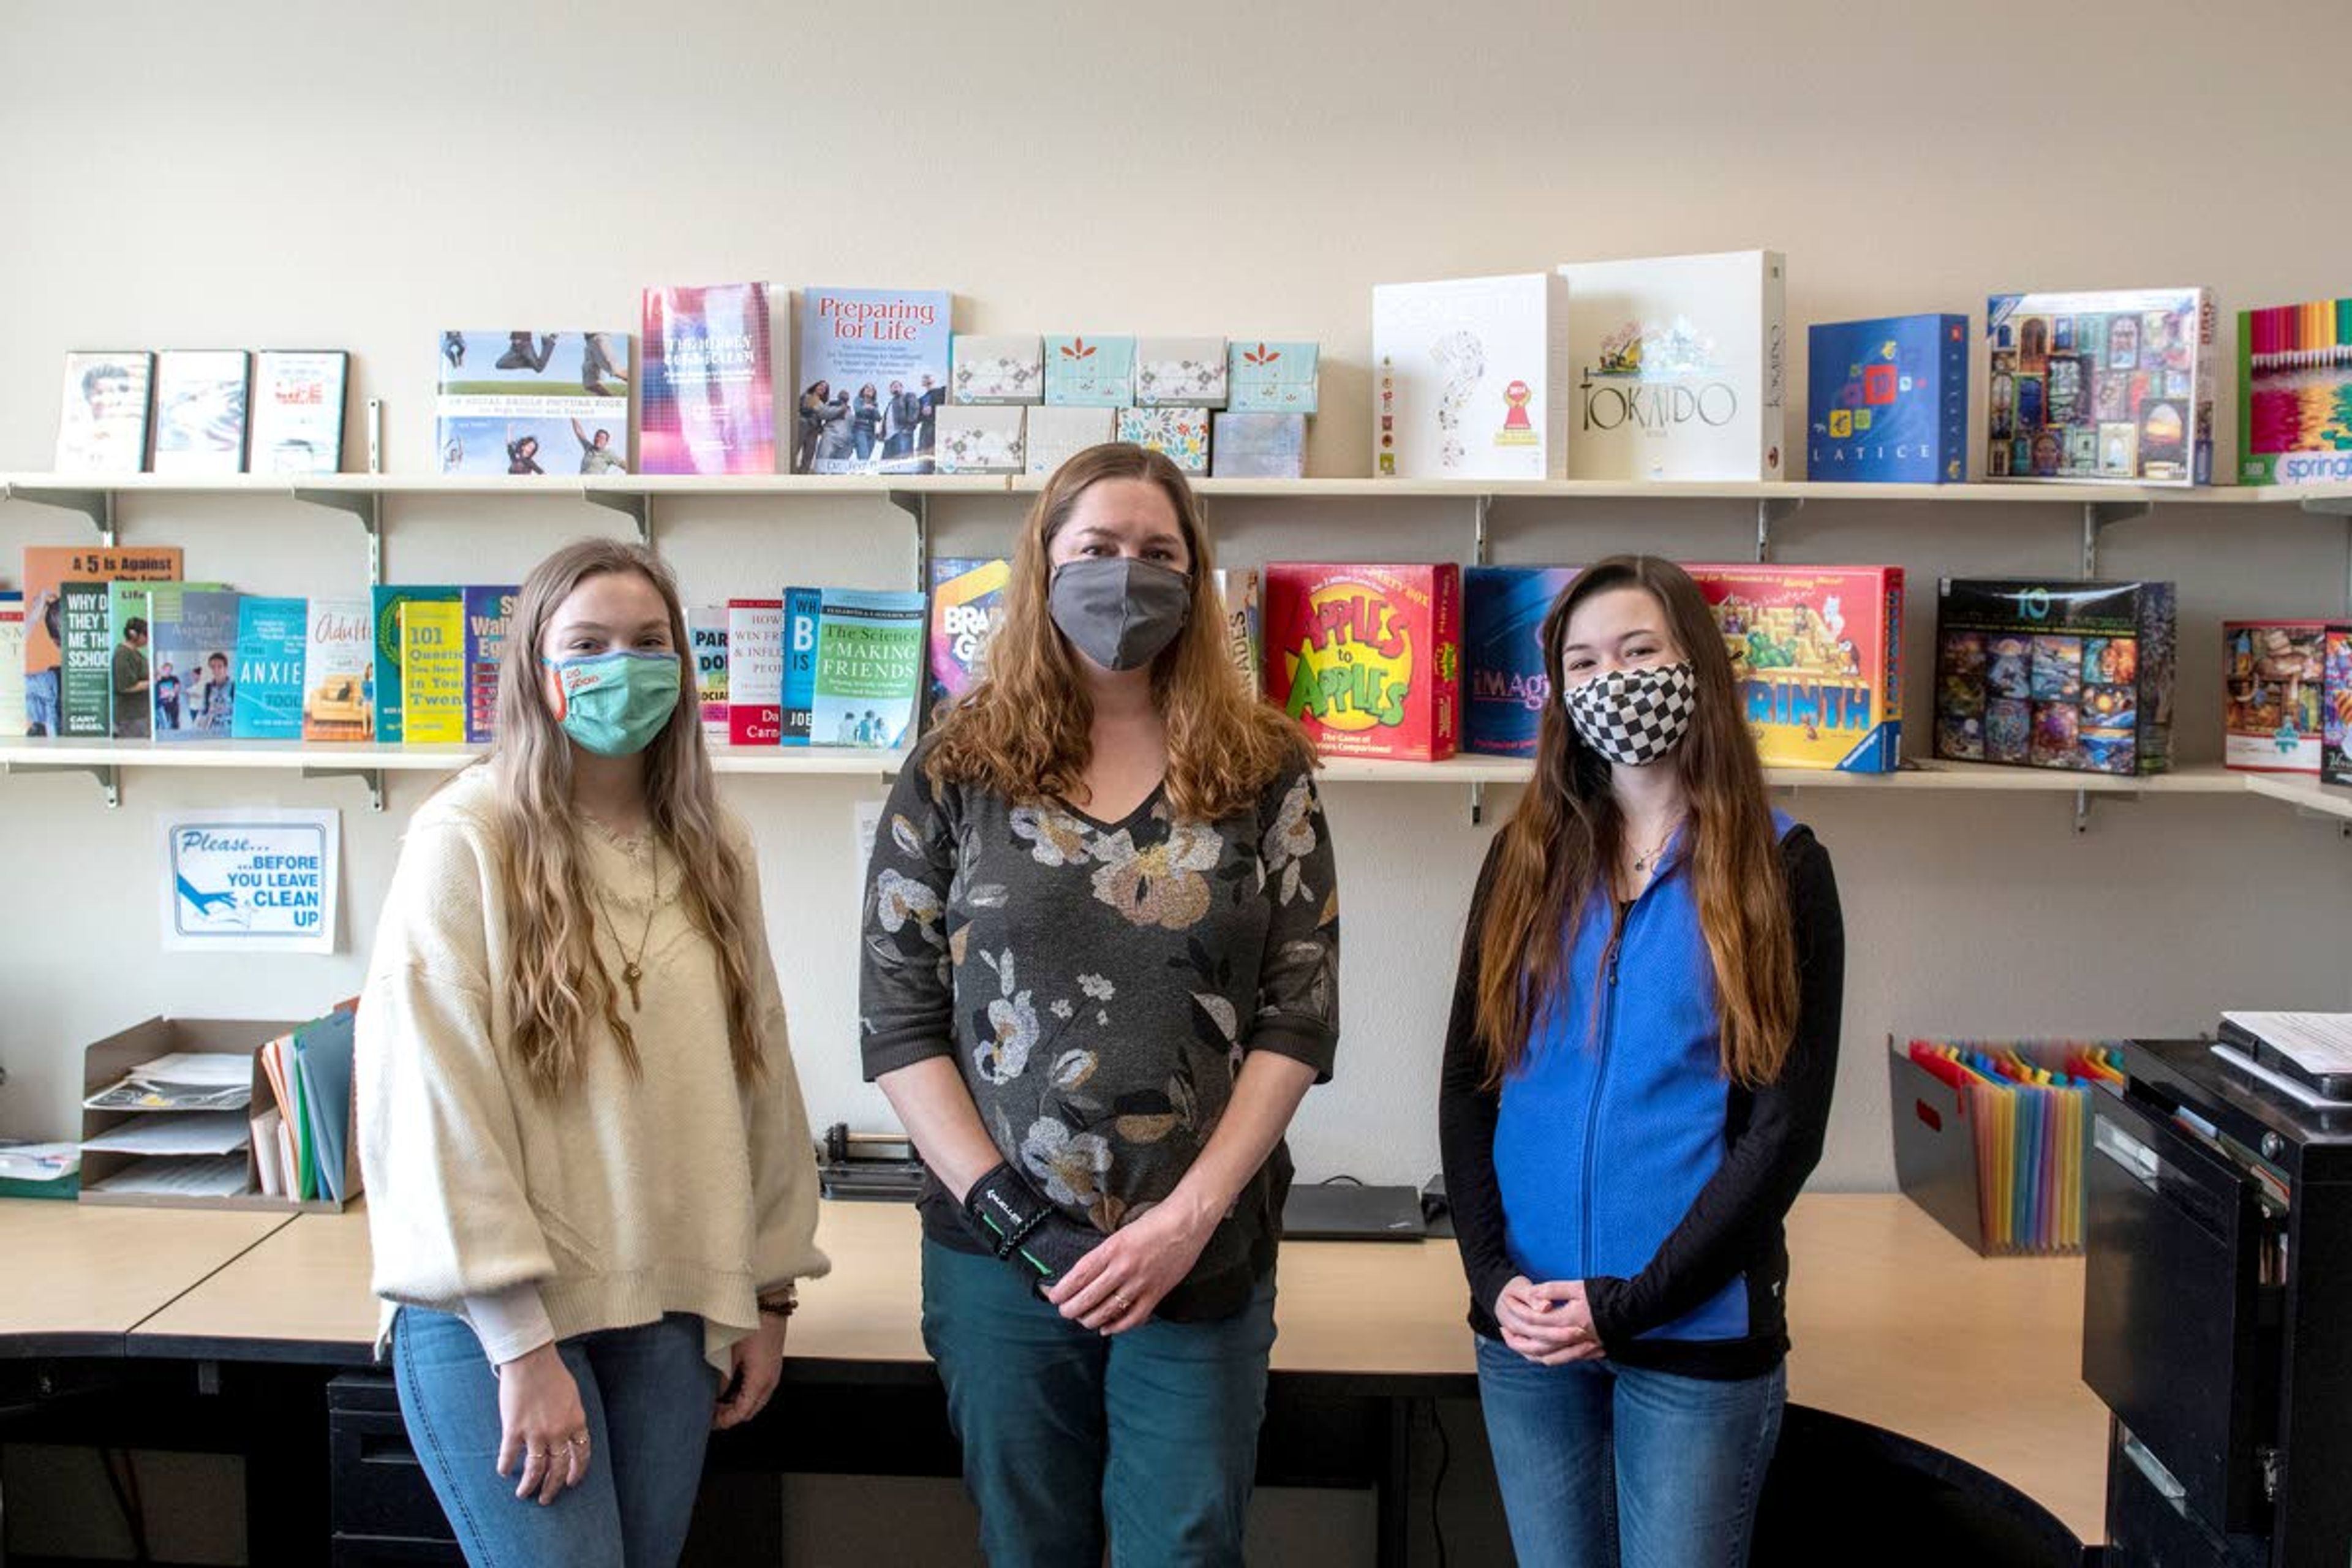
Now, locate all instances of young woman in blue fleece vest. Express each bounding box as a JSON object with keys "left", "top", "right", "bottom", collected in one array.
[{"left": 1439, "top": 554, "right": 1845, "bottom": 1568}]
